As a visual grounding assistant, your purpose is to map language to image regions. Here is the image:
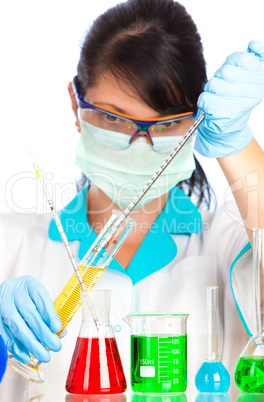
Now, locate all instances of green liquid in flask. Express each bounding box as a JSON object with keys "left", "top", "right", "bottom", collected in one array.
[
  {"left": 131, "top": 334, "right": 187, "bottom": 393},
  {"left": 235, "top": 356, "right": 264, "bottom": 393}
]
